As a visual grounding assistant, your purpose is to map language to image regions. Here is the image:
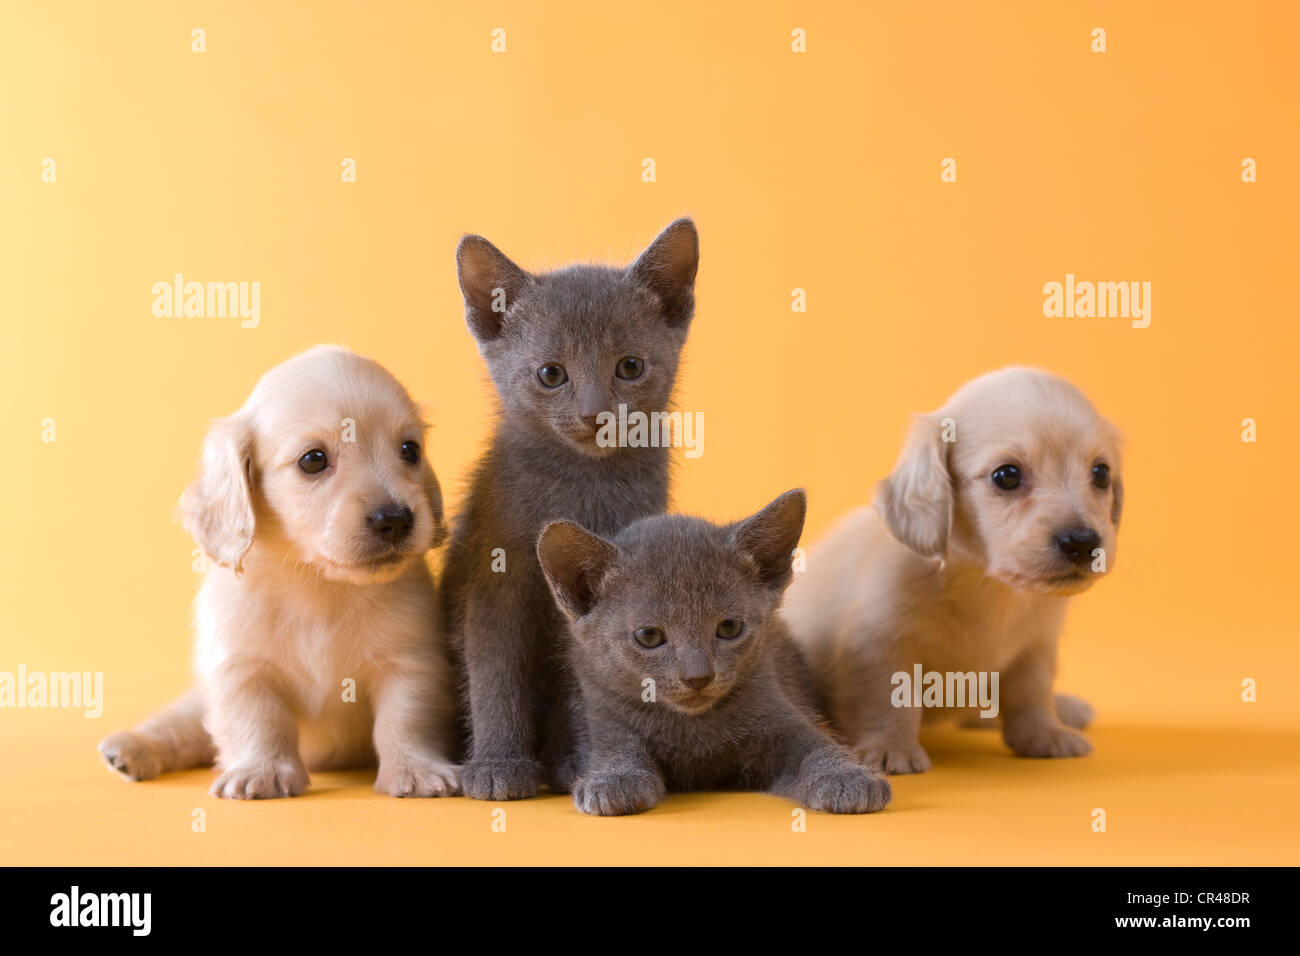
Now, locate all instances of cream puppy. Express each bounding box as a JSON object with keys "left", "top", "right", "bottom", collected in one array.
[
  {"left": 98, "top": 345, "right": 460, "bottom": 798},
  {"left": 784, "top": 368, "right": 1122, "bottom": 773}
]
